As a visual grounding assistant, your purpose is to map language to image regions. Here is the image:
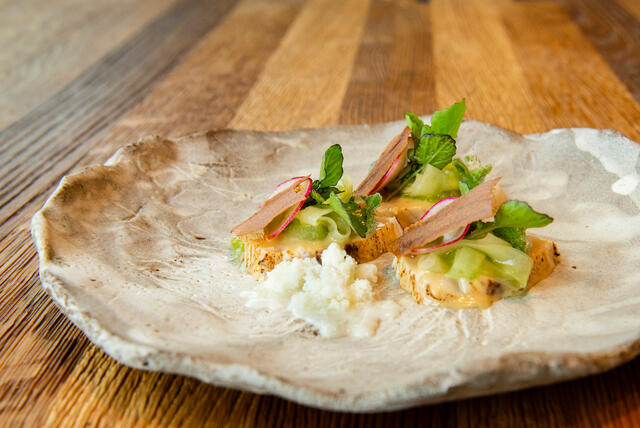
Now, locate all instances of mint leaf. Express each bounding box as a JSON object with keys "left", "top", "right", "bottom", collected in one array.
[
  {"left": 465, "top": 201, "right": 554, "bottom": 252},
  {"left": 318, "top": 144, "right": 343, "bottom": 188},
  {"left": 429, "top": 98, "right": 466, "bottom": 138},
  {"left": 328, "top": 192, "right": 381, "bottom": 238},
  {"left": 452, "top": 157, "right": 492, "bottom": 192},
  {"left": 414, "top": 134, "right": 456, "bottom": 169}
]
